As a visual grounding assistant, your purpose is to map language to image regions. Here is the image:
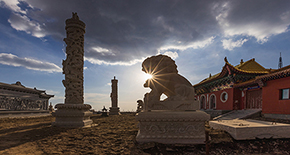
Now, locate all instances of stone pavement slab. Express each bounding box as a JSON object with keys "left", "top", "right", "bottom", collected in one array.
[
  {"left": 213, "top": 109, "right": 262, "bottom": 120},
  {"left": 209, "top": 119, "right": 290, "bottom": 140}
]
